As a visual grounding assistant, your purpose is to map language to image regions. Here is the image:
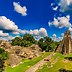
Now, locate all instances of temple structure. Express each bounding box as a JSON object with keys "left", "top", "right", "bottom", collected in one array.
[{"left": 56, "top": 30, "right": 72, "bottom": 54}]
